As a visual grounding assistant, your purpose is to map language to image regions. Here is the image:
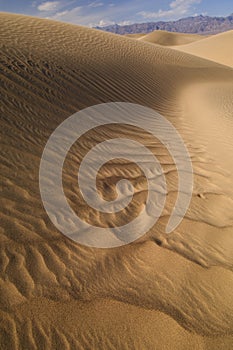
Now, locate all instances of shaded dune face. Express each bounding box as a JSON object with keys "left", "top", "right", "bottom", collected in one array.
[{"left": 1, "top": 13, "right": 233, "bottom": 349}]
